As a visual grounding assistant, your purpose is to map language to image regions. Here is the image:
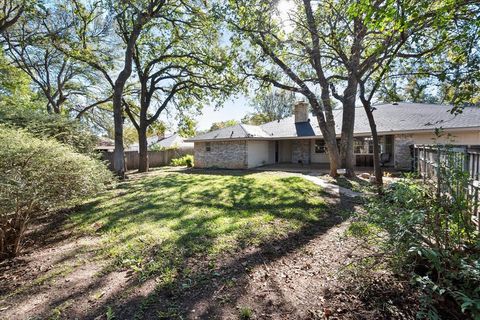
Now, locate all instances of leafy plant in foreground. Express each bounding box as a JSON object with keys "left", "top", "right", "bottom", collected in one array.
[
  {"left": 351, "top": 175, "right": 480, "bottom": 319},
  {"left": 0, "top": 126, "right": 112, "bottom": 259}
]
